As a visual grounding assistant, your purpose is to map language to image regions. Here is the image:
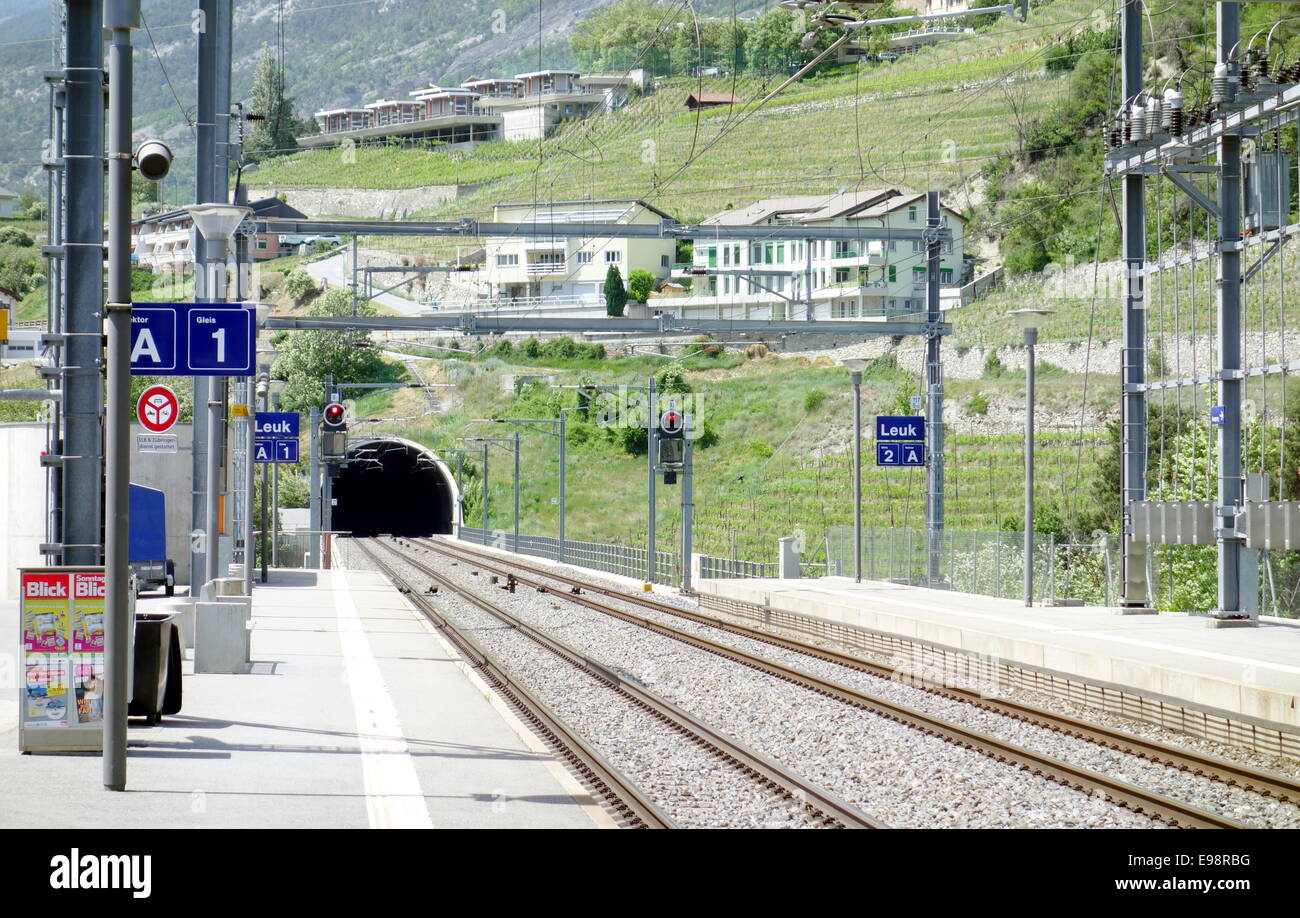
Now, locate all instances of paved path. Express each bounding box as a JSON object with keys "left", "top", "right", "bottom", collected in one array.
[{"left": 0, "top": 568, "right": 602, "bottom": 828}]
